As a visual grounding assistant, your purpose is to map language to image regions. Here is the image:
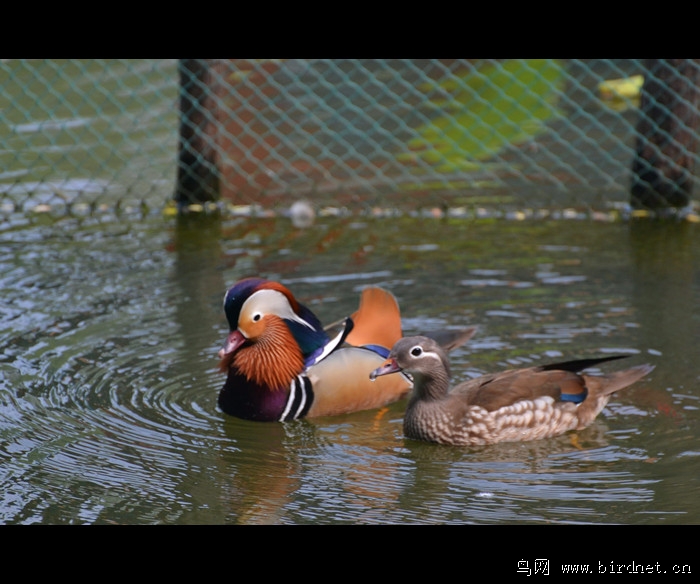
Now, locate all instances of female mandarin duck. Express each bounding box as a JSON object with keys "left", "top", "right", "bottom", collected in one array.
[
  {"left": 218, "top": 278, "right": 475, "bottom": 422},
  {"left": 370, "top": 336, "right": 654, "bottom": 446}
]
